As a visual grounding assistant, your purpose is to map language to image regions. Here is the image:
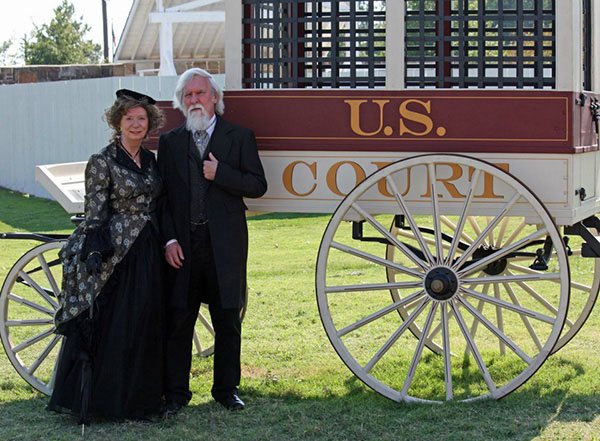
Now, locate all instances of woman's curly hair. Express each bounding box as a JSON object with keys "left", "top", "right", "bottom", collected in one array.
[{"left": 104, "top": 96, "right": 165, "bottom": 144}]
